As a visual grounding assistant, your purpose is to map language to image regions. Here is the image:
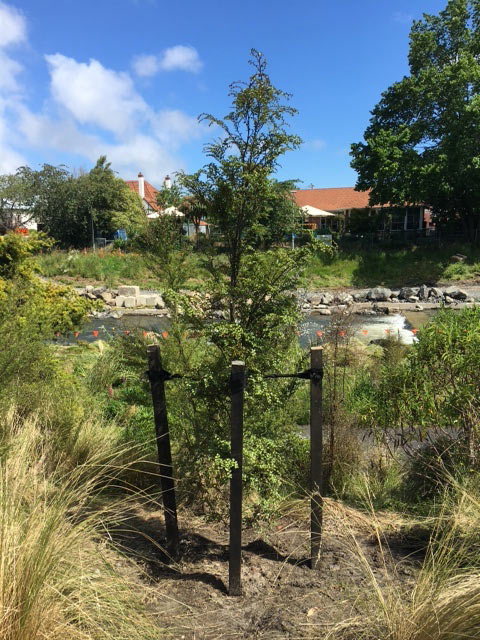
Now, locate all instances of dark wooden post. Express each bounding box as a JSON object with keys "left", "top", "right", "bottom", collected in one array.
[
  {"left": 310, "top": 346, "right": 323, "bottom": 569},
  {"left": 147, "top": 344, "right": 179, "bottom": 558},
  {"left": 229, "top": 360, "right": 245, "bottom": 596}
]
